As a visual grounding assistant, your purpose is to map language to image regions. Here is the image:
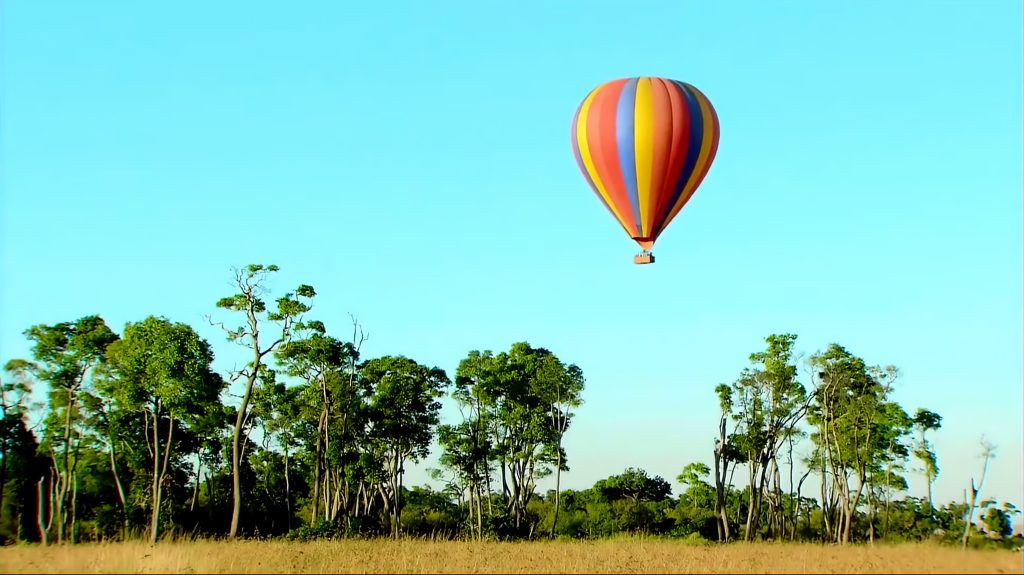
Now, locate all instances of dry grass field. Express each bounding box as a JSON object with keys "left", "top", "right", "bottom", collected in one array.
[{"left": 0, "top": 538, "right": 1020, "bottom": 574}]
